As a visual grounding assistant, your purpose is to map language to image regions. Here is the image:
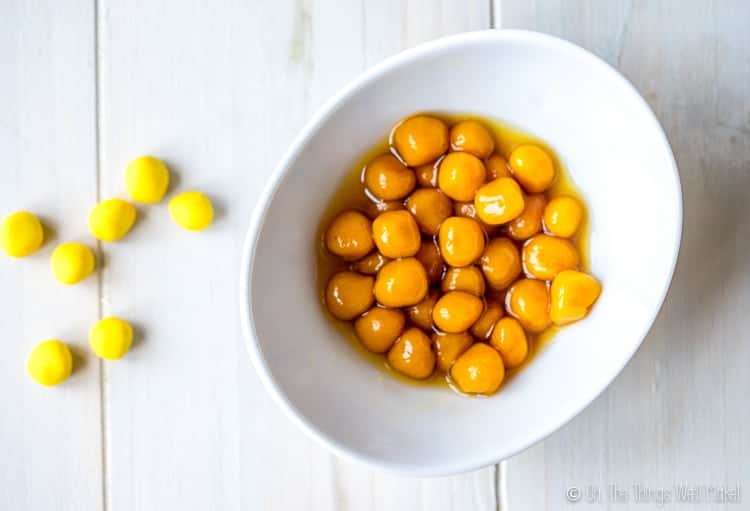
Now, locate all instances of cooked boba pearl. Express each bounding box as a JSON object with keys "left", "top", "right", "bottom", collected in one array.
[
  {"left": 391, "top": 115, "right": 449, "bottom": 167},
  {"left": 372, "top": 210, "right": 421, "bottom": 258},
  {"left": 505, "top": 278, "right": 551, "bottom": 333},
  {"left": 373, "top": 258, "right": 428, "bottom": 308},
  {"left": 550, "top": 270, "right": 602, "bottom": 326},
  {"left": 432, "top": 291, "right": 484, "bottom": 333},
  {"left": 449, "top": 120, "right": 495, "bottom": 159},
  {"left": 490, "top": 317, "right": 528, "bottom": 369},
  {"left": 363, "top": 154, "right": 416, "bottom": 201},
  {"left": 432, "top": 331, "right": 473, "bottom": 372},
  {"left": 522, "top": 234, "right": 579, "bottom": 280},
  {"left": 451, "top": 343, "right": 505, "bottom": 395},
  {"left": 325, "top": 271, "right": 375, "bottom": 320},
  {"left": 325, "top": 210, "right": 374, "bottom": 260},
  {"left": 509, "top": 144, "right": 556, "bottom": 193},
  {"left": 387, "top": 327, "right": 436, "bottom": 379},
  {"left": 354, "top": 307, "right": 405, "bottom": 353}
]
